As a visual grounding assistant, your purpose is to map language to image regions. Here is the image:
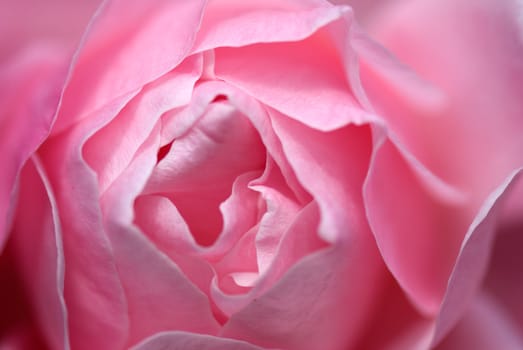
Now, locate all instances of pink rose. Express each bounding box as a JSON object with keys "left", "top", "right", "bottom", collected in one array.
[{"left": 1, "top": 0, "right": 522, "bottom": 349}]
